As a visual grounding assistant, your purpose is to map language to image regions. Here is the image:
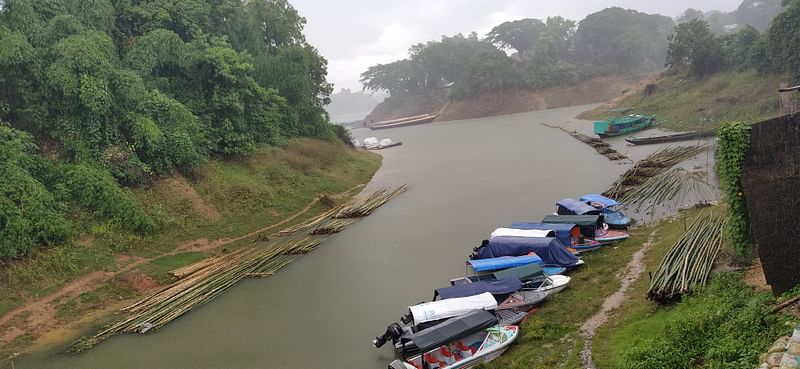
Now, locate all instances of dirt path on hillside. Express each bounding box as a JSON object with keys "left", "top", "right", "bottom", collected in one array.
[
  {"left": 0, "top": 184, "right": 366, "bottom": 358},
  {"left": 578, "top": 230, "right": 659, "bottom": 369}
]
